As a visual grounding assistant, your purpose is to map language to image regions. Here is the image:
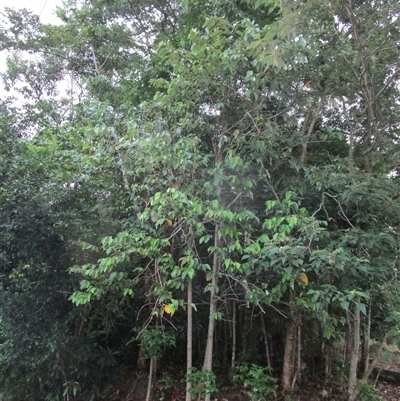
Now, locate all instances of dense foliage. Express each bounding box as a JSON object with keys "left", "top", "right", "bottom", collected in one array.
[{"left": 1, "top": 0, "right": 400, "bottom": 400}]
